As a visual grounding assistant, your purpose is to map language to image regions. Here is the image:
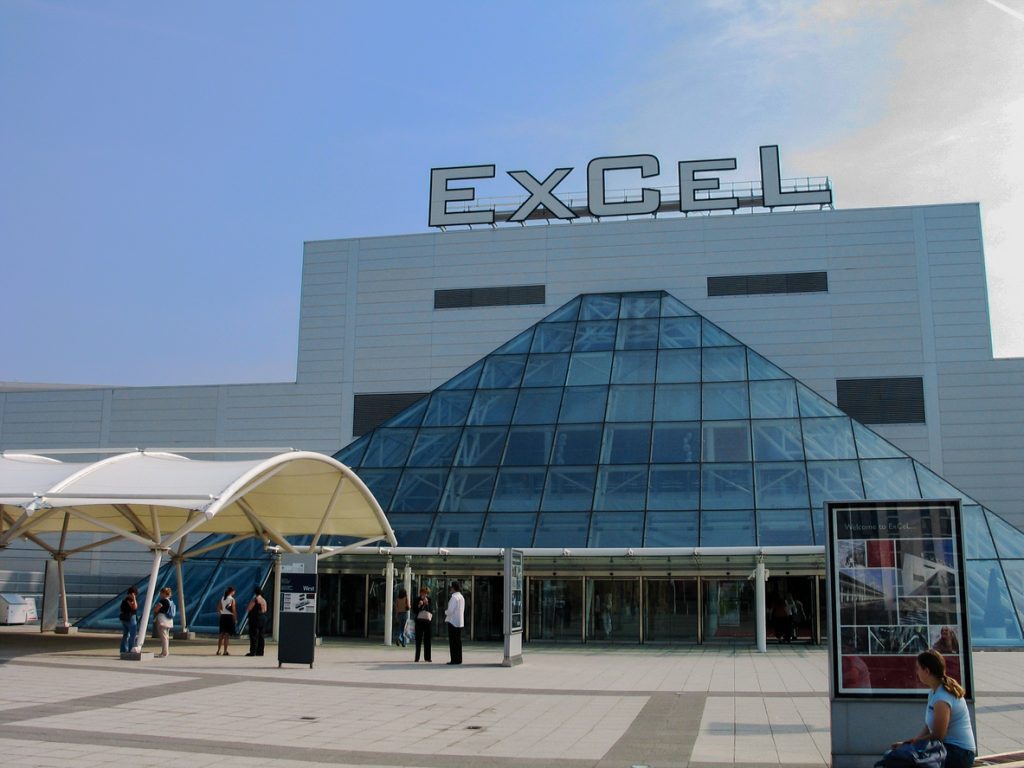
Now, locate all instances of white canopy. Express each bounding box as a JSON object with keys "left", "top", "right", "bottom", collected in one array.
[{"left": 0, "top": 449, "right": 396, "bottom": 645}]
